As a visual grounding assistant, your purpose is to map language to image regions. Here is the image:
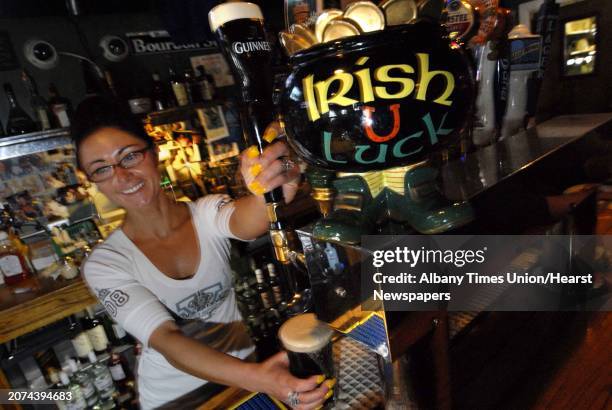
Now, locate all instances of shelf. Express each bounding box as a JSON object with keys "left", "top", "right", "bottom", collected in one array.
[
  {"left": 0, "top": 276, "right": 97, "bottom": 344},
  {"left": 146, "top": 100, "right": 226, "bottom": 126},
  {"left": 0, "top": 128, "right": 72, "bottom": 160}
]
